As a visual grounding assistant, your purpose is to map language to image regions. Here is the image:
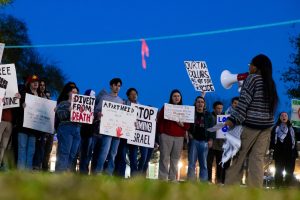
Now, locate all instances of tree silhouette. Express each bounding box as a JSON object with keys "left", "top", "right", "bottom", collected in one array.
[
  {"left": 282, "top": 34, "right": 300, "bottom": 98},
  {"left": 0, "top": 14, "right": 66, "bottom": 97}
]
